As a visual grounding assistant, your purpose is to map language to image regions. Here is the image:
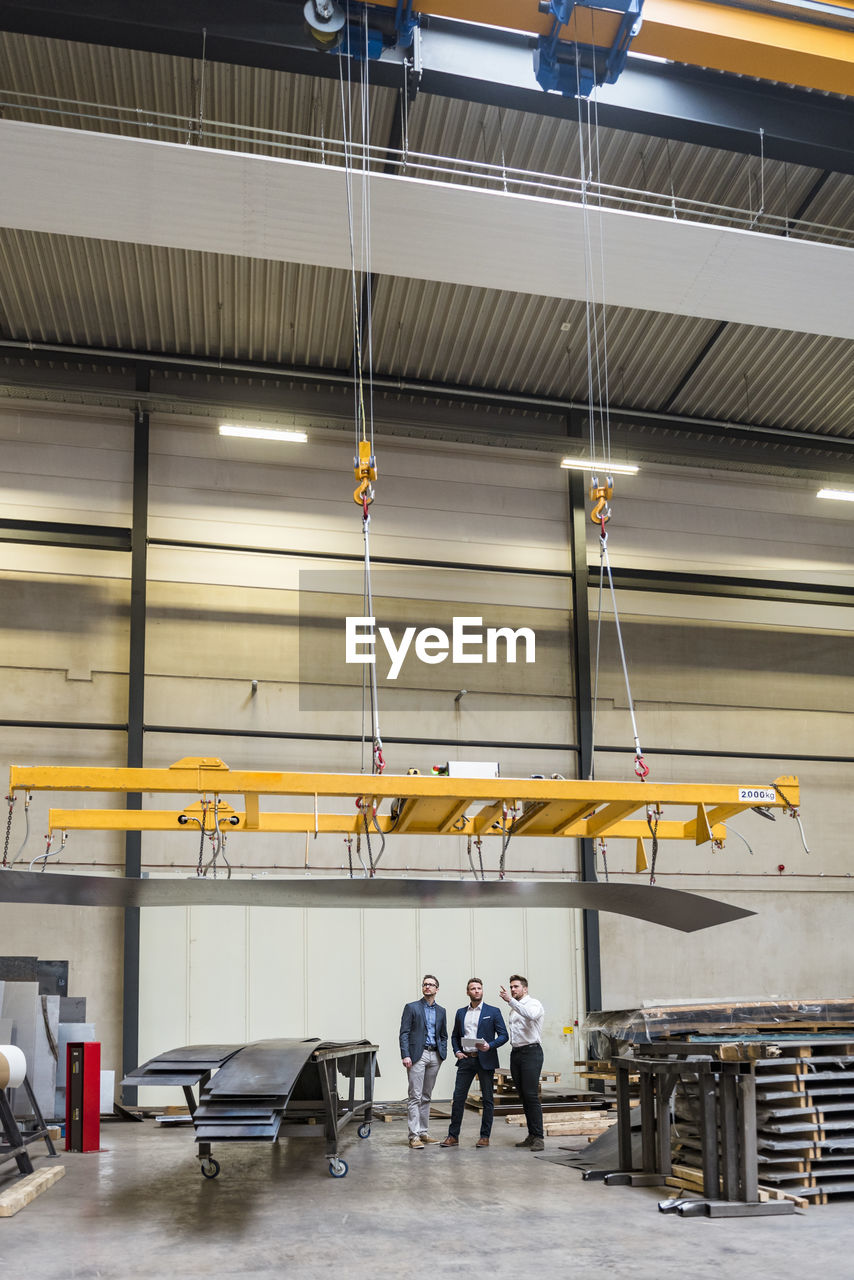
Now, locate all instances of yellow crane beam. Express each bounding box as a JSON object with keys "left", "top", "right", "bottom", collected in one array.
[
  {"left": 369, "top": 0, "right": 854, "bottom": 97},
  {"left": 9, "top": 759, "right": 799, "bottom": 847}
]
